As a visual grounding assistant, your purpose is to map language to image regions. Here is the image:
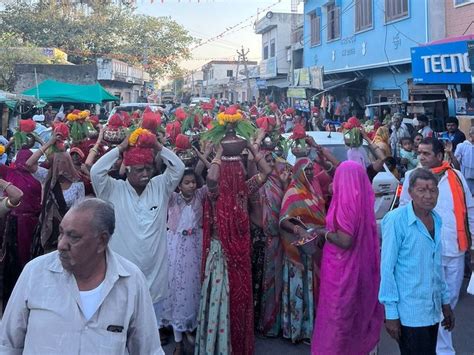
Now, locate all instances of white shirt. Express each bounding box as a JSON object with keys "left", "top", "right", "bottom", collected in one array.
[
  {"left": 400, "top": 168, "right": 474, "bottom": 257},
  {"left": 0, "top": 249, "right": 164, "bottom": 355},
  {"left": 90, "top": 147, "right": 185, "bottom": 303},
  {"left": 455, "top": 140, "right": 474, "bottom": 180},
  {"left": 419, "top": 126, "right": 433, "bottom": 138},
  {"left": 79, "top": 281, "right": 105, "bottom": 321}
]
